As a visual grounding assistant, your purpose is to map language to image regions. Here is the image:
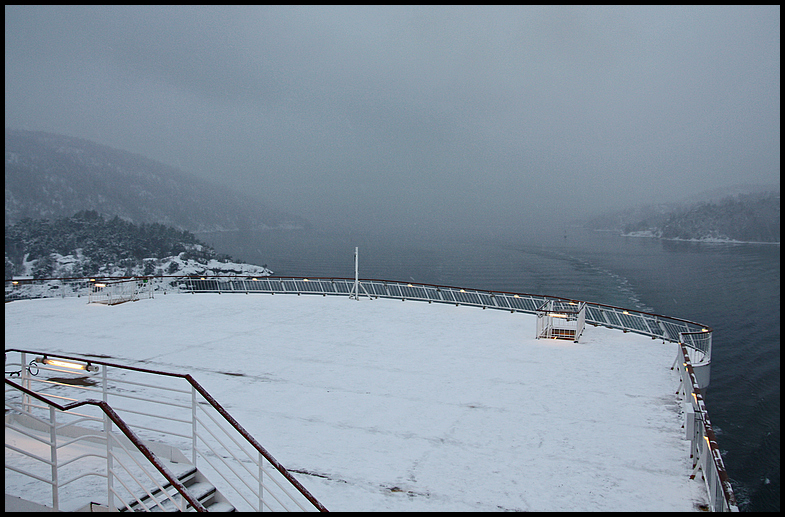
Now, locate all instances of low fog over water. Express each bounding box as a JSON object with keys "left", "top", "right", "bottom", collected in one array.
[{"left": 5, "top": 5, "right": 780, "bottom": 236}]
